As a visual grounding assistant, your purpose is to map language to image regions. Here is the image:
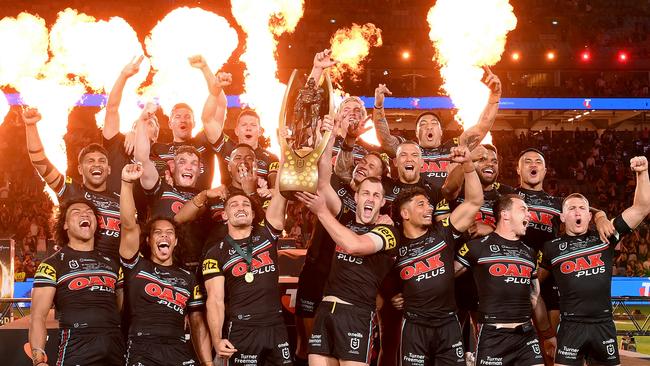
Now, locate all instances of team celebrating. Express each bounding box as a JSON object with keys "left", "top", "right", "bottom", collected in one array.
[{"left": 26, "top": 49, "right": 650, "bottom": 366}]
